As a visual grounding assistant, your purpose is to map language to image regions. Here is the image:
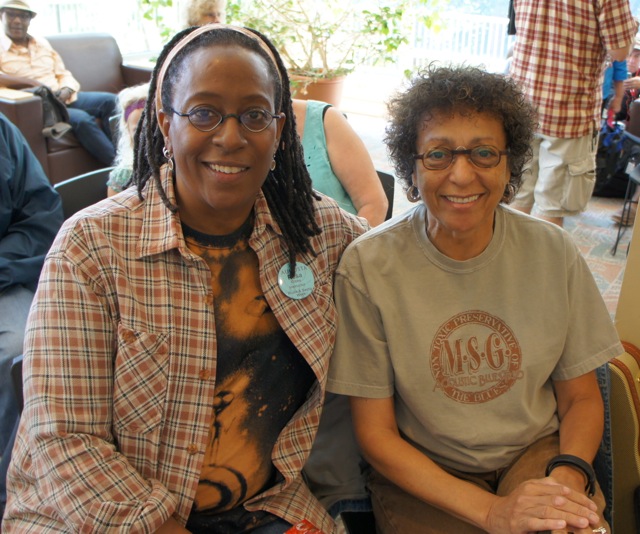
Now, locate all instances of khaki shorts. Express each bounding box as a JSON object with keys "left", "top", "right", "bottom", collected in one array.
[{"left": 513, "top": 132, "right": 597, "bottom": 218}]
